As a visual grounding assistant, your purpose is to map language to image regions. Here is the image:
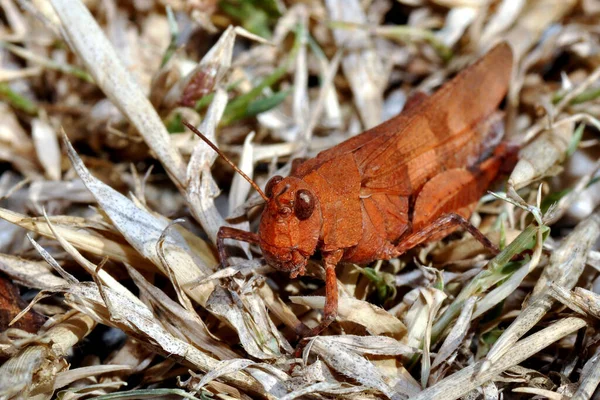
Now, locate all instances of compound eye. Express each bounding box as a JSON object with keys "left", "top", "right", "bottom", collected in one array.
[
  {"left": 295, "top": 189, "right": 315, "bottom": 220},
  {"left": 265, "top": 175, "right": 283, "bottom": 198}
]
